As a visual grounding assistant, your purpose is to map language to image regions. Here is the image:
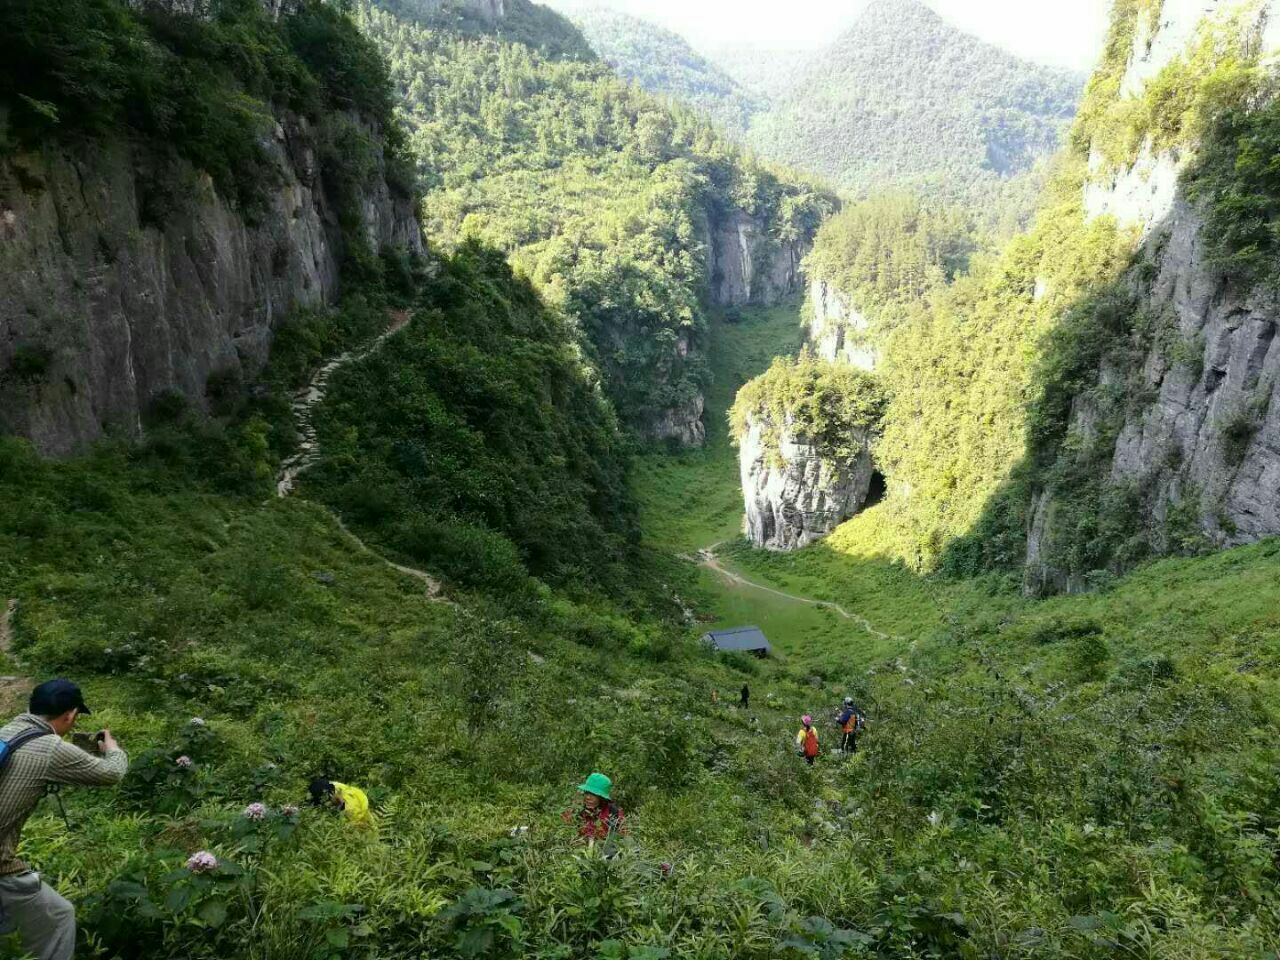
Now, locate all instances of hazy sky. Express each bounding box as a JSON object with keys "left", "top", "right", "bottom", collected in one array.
[{"left": 542, "top": 0, "right": 1113, "bottom": 71}]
